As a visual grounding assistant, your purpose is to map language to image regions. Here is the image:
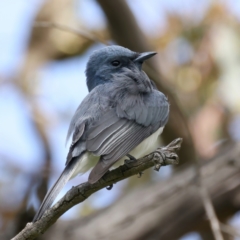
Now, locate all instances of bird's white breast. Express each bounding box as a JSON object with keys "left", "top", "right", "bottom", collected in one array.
[
  {"left": 71, "top": 127, "right": 164, "bottom": 179},
  {"left": 127, "top": 126, "right": 163, "bottom": 160}
]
